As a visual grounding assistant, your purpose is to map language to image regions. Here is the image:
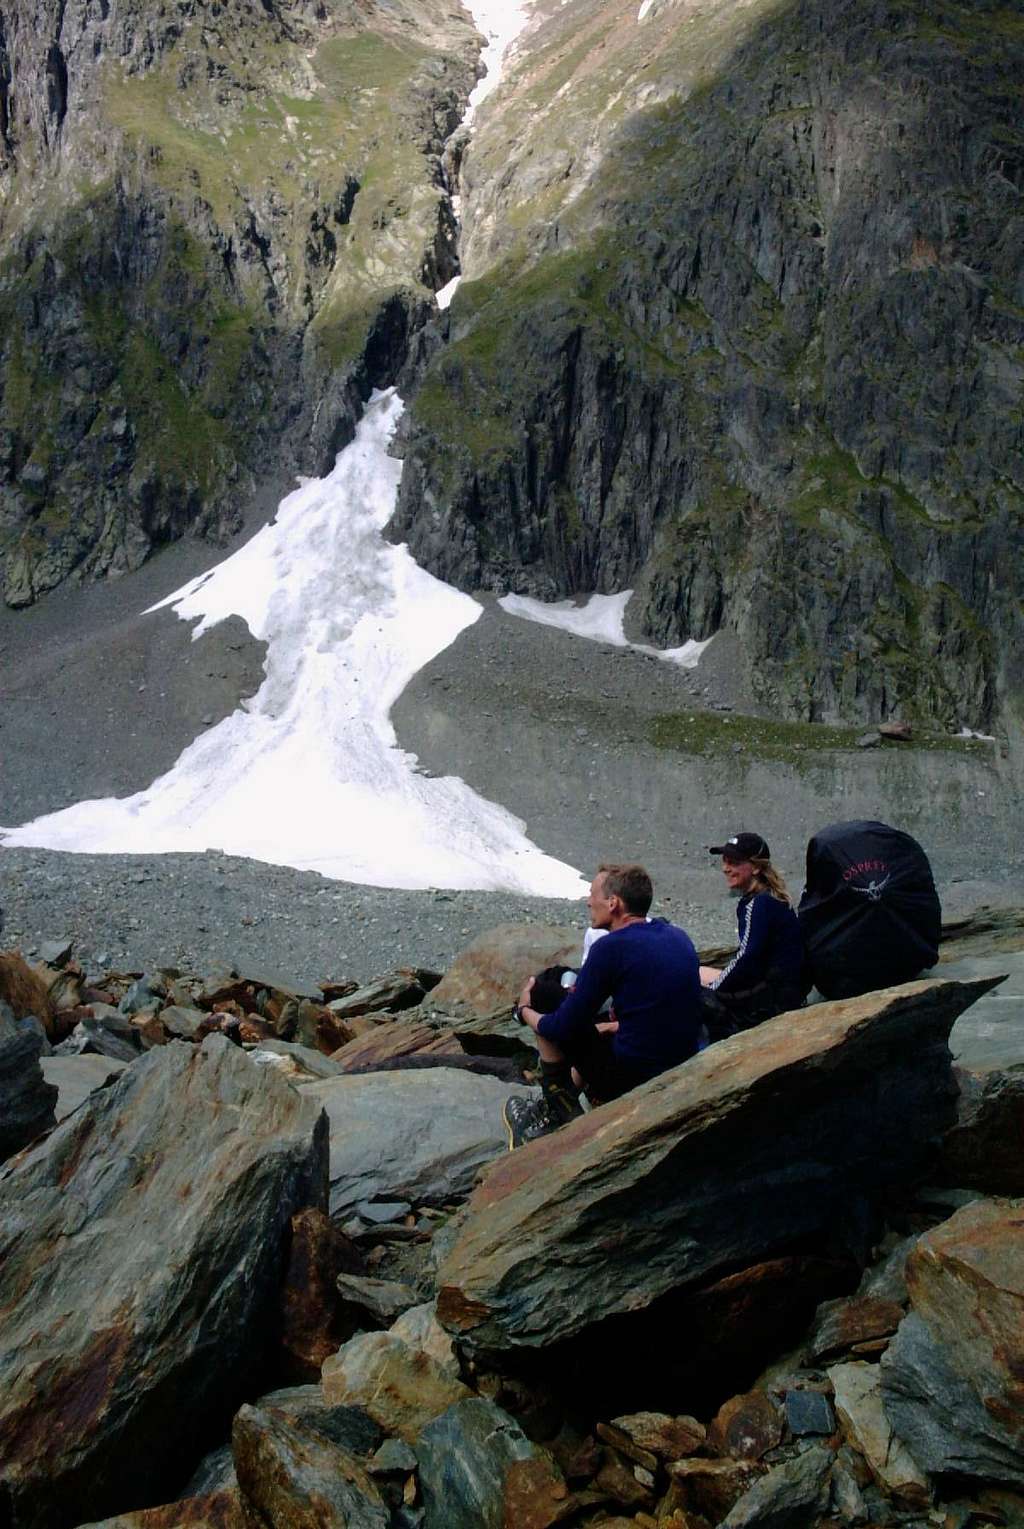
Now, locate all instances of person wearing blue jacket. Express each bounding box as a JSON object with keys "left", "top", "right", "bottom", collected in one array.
[
  {"left": 504, "top": 864, "right": 703, "bottom": 1149},
  {"left": 701, "top": 831, "right": 805, "bottom": 1039}
]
